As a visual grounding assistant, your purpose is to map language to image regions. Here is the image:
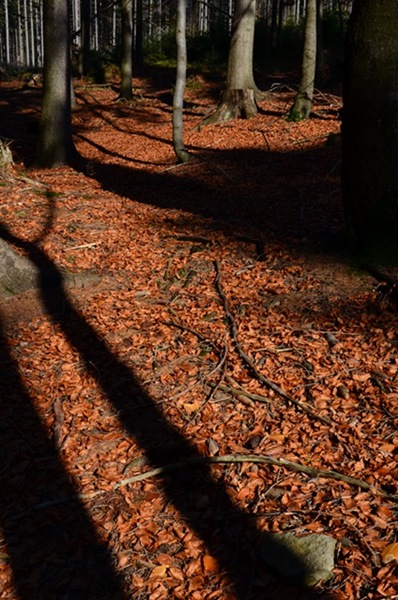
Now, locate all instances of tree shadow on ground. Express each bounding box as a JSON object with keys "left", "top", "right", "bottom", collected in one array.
[
  {"left": 86, "top": 141, "right": 343, "bottom": 257},
  {"left": 0, "top": 218, "right": 332, "bottom": 599},
  {"left": 0, "top": 315, "right": 127, "bottom": 600}
]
